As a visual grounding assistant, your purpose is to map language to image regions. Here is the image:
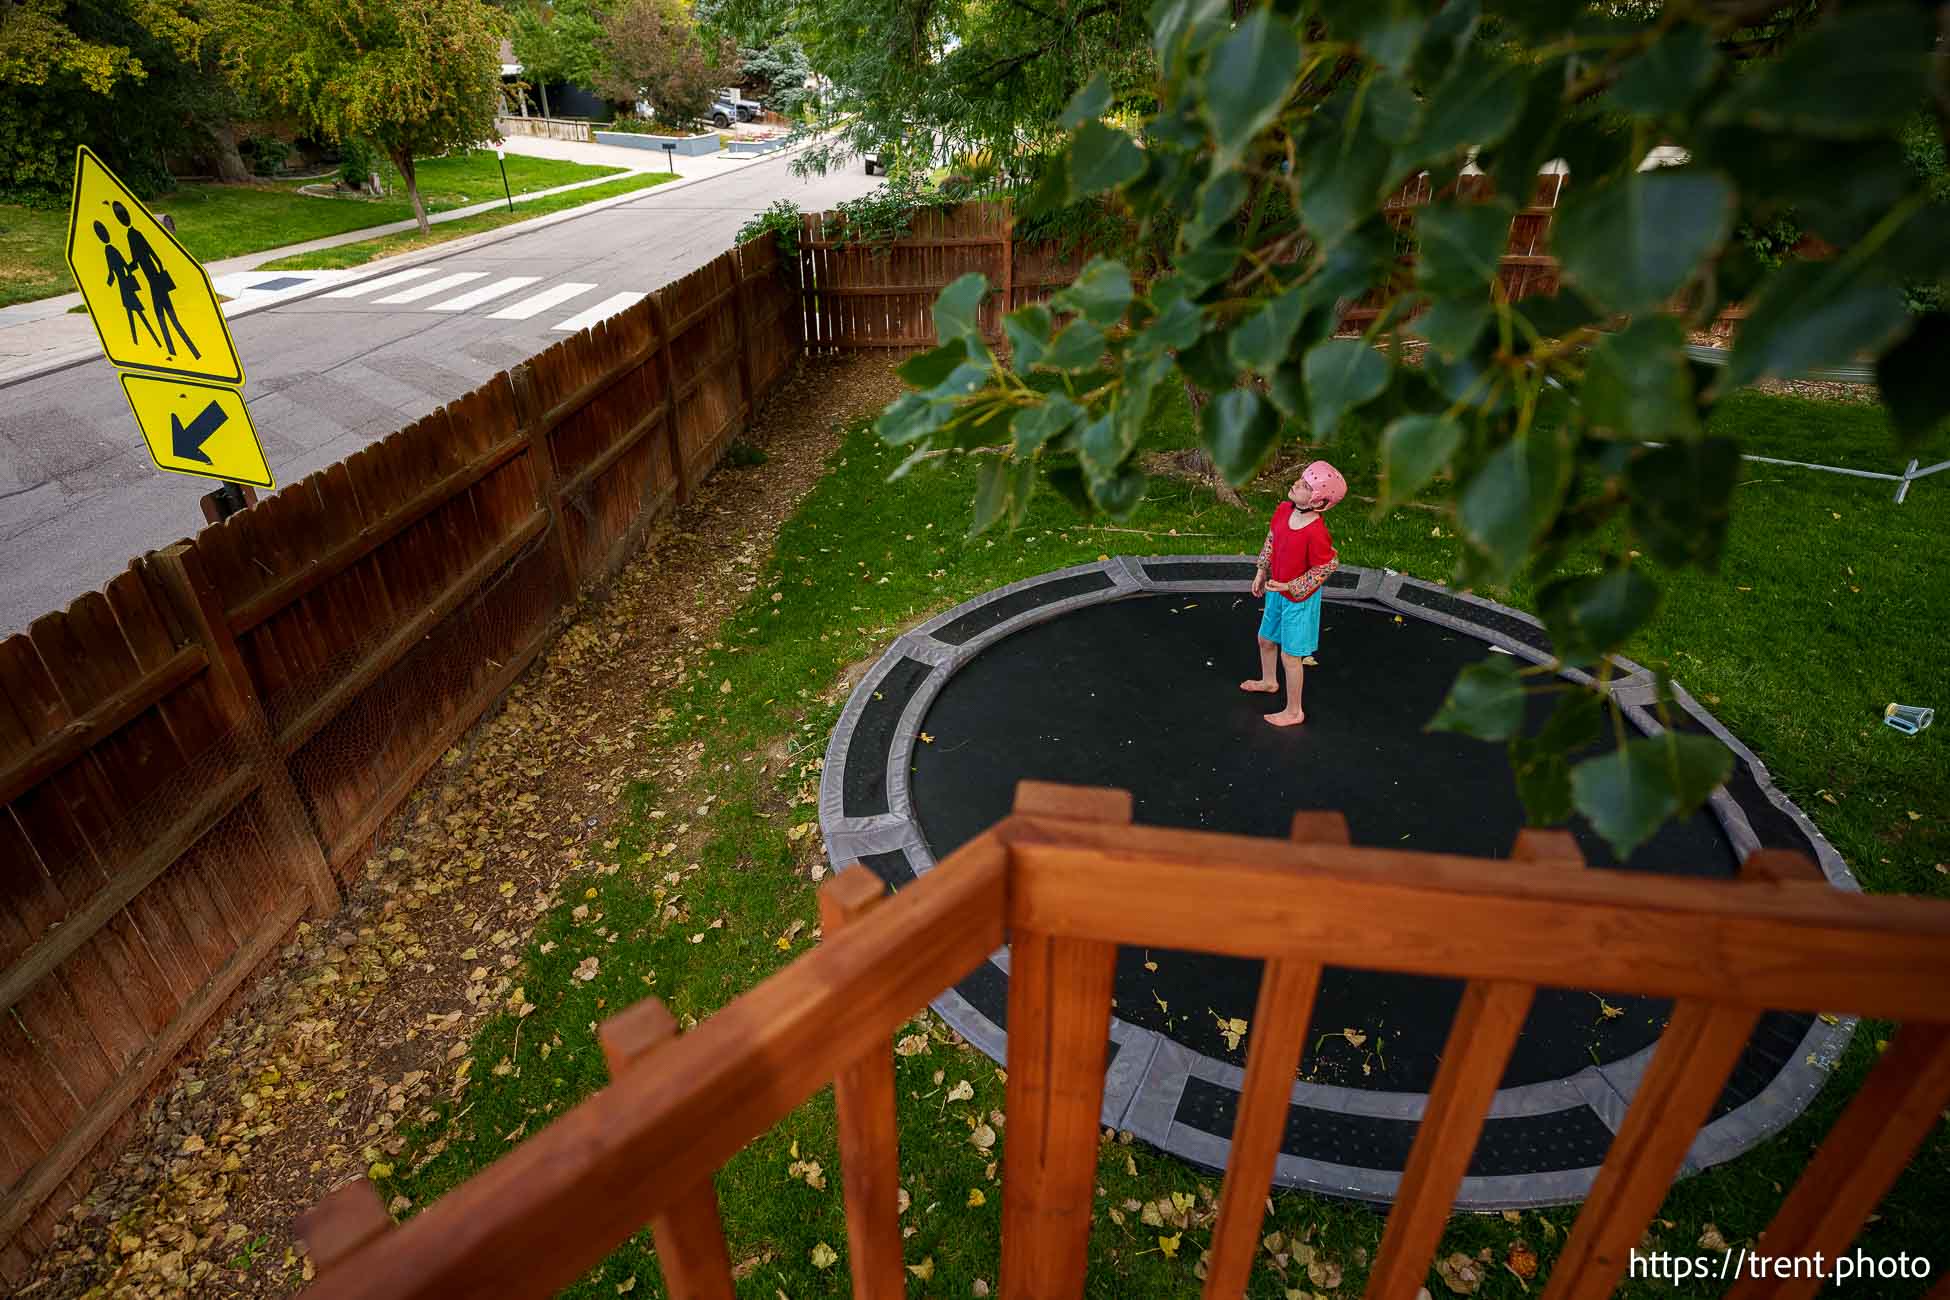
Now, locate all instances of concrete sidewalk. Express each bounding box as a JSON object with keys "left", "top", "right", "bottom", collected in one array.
[{"left": 0, "top": 132, "right": 820, "bottom": 384}]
